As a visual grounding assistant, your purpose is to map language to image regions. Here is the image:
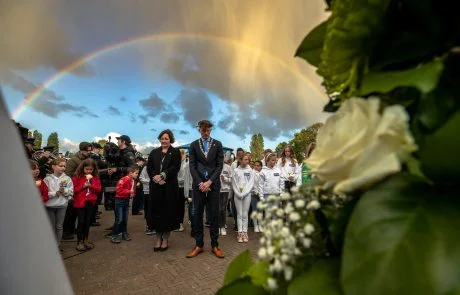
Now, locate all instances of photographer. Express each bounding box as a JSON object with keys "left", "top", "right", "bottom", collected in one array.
[{"left": 101, "top": 135, "right": 136, "bottom": 235}]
